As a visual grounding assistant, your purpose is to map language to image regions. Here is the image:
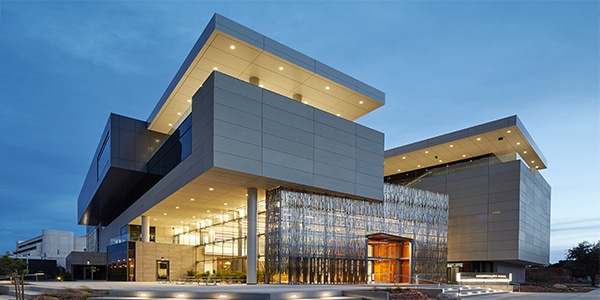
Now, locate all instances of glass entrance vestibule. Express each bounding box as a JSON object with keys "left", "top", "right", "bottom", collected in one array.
[{"left": 367, "top": 233, "right": 412, "bottom": 283}]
